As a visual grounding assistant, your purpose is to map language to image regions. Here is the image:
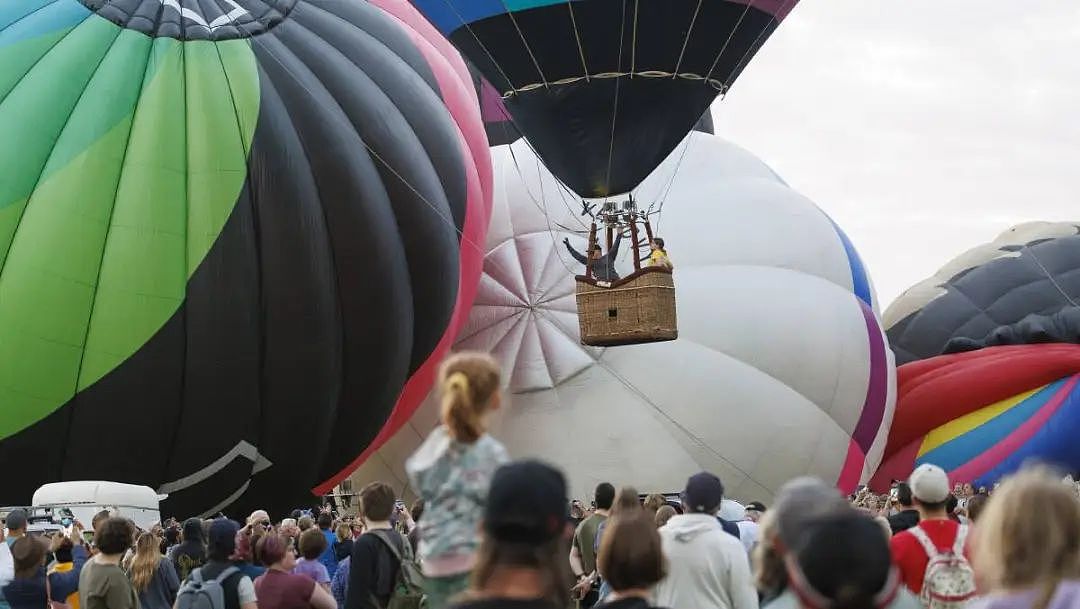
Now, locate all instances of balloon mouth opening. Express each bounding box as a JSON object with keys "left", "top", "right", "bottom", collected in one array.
[{"left": 80, "top": 0, "right": 300, "bottom": 41}]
